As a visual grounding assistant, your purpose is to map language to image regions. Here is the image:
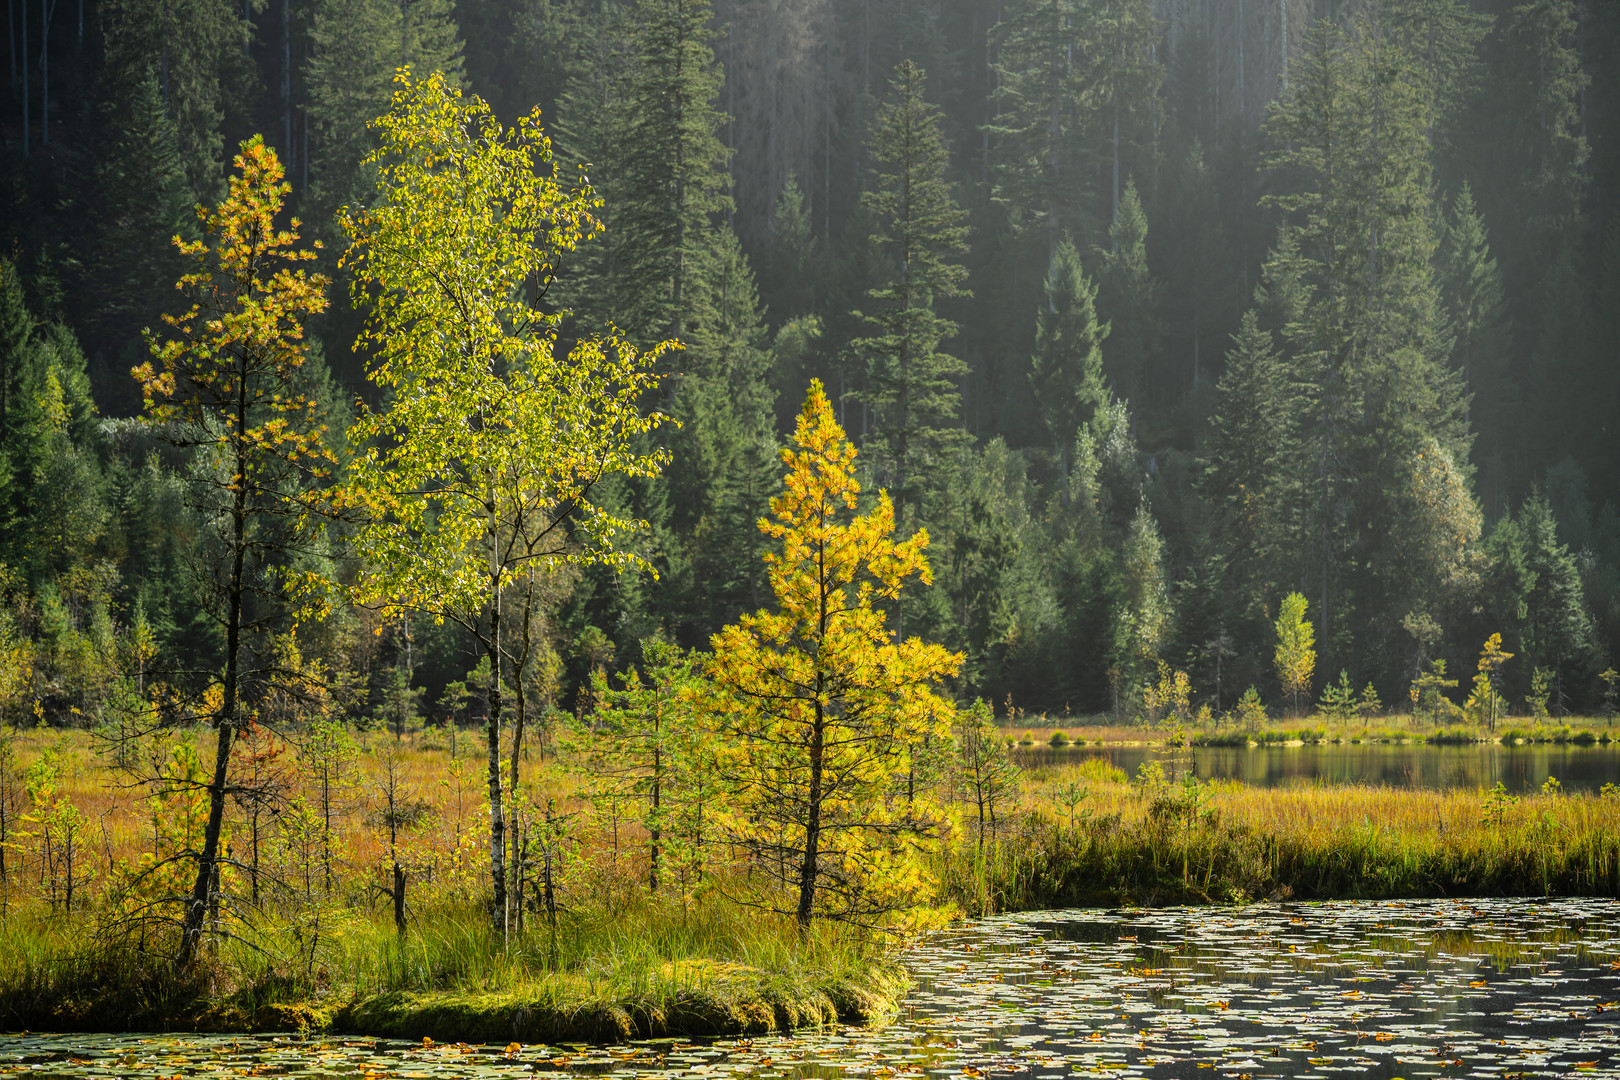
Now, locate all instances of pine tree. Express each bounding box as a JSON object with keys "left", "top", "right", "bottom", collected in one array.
[
  {"left": 706, "top": 381, "right": 959, "bottom": 932},
  {"left": 667, "top": 228, "right": 780, "bottom": 635},
  {"left": 852, "top": 59, "right": 971, "bottom": 543},
  {"left": 1088, "top": 0, "right": 1161, "bottom": 222},
  {"left": 1028, "top": 236, "right": 1109, "bottom": 472},
  {"left": 1095, "top": 179, "right": 1161, "bottom": 408},
  {"left": 990, "top": 0, "right": 1093, "bottom": 273},
  {"left": 0, "top": 260, "right": 48, "bottom": 570},
  {"left": 1437, "top": 183, "right": 1510, "bottom": 494},
  {"left": 1493, "top": 0, "right": 1588, "bottom": 271},
  {"left": 1115, "top": 501, "right": 1169, "bottom": 695},
  {"left": 765, "top": 173, "right": 818, "bottom": 322},
  {"left": 99, "top": 0, "right": 246, "bottom": 204},
  {"left": 1488, "top": 491, "right": 1600, "bottom": 713},
  {"left": 1381, "top": 0, "right": 1491, "bottom": 153},
  {"left": 1259, "top": 11, "right": 1474, "bottom": 677},
  {"left": 86, "top": 72, "right": 196, "bottom": 396},
  {"left": 1205, "top": 310, "right": 1295, "bottom": 627},
  {"left": 567, "top": 0, "right": 731, "bottom": 346}
]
